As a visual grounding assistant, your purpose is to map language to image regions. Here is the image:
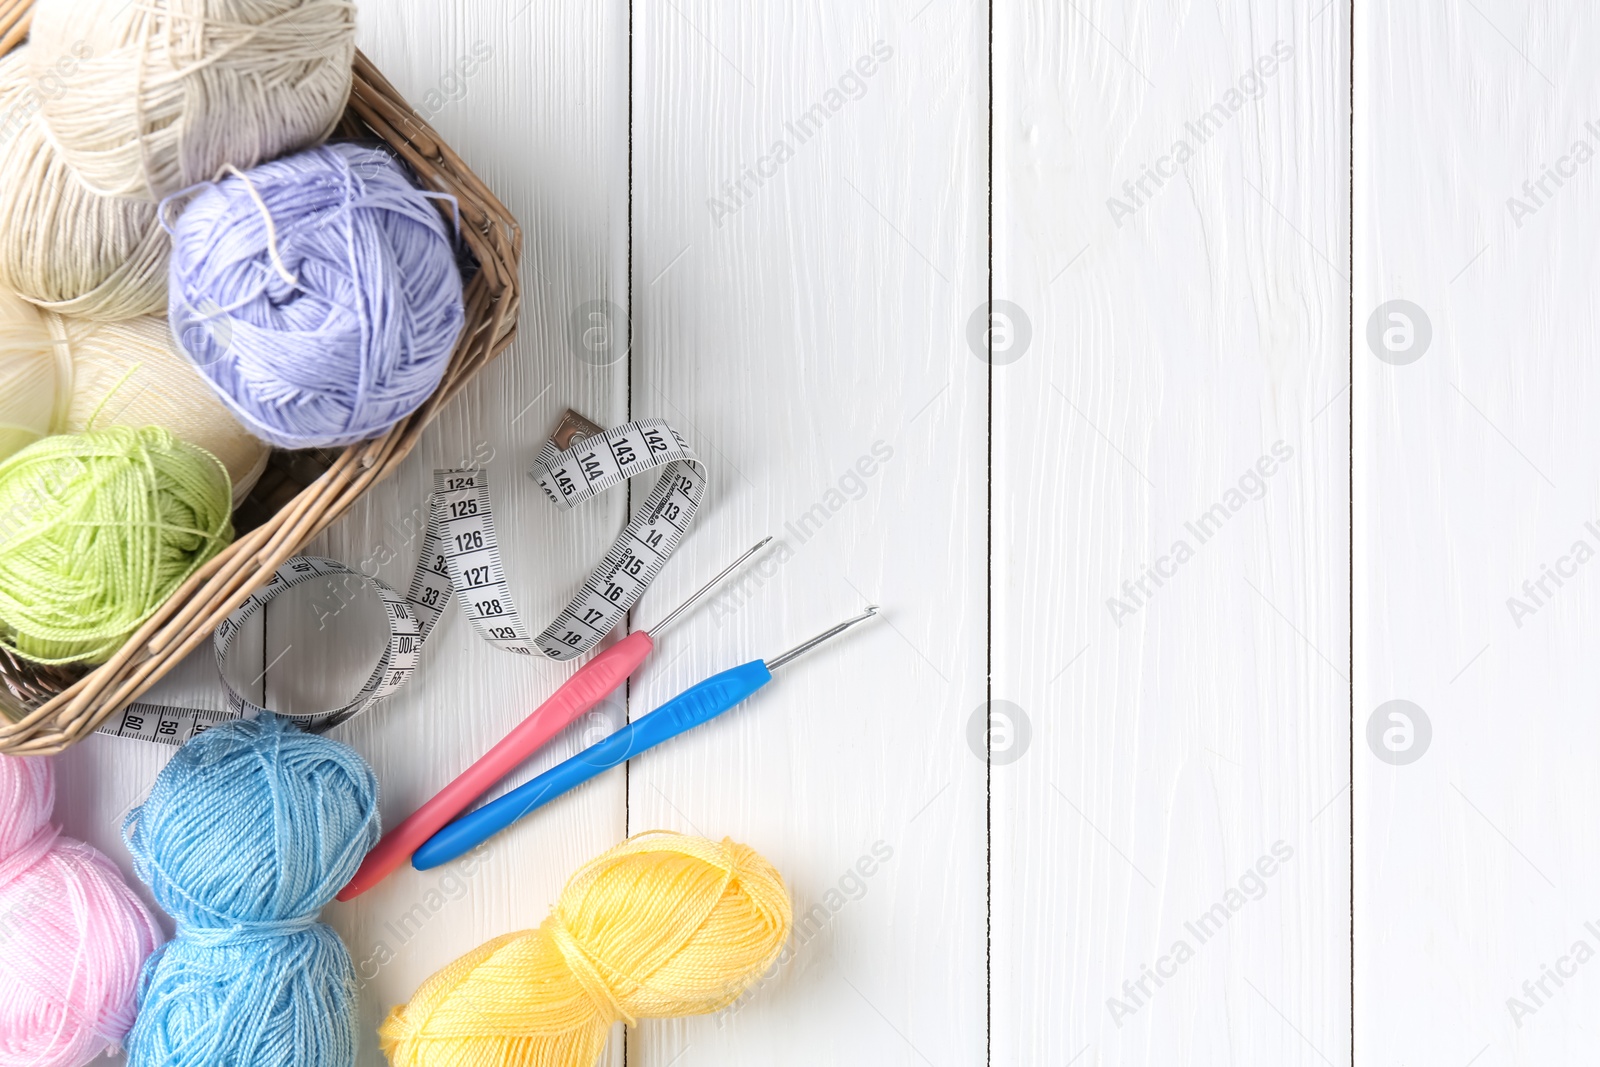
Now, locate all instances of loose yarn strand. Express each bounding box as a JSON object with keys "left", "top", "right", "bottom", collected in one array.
[
  {"left": 220, "top": 163, "right": 299, "bottom": 287},
  {"left": 45, "top": 325, "right": 73, "bottom": 432},
  {"left": 80, "top": 363, "right": 143, "bottom": 432}
]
